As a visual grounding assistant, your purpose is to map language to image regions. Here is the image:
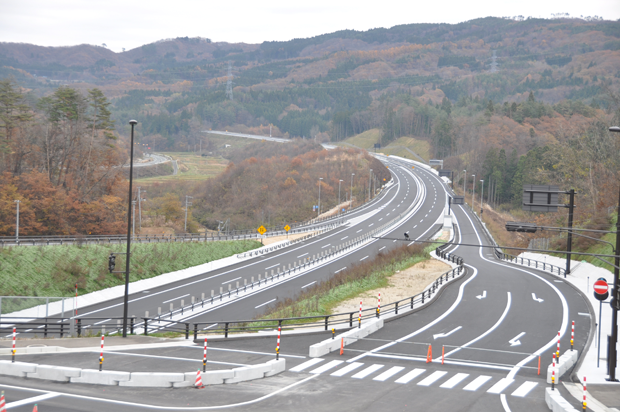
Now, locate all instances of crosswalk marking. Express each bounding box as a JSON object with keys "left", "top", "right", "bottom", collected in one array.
[
  {"left": 394, "top": 368, "right": 425, "bottom": 384},
  {"left": 417, "top": 371, "right": 447, "bottom": 386},
  {"left": 463, "top": 375, "right": 492, "bottom": 391},
  {"left": 290, "top": 358, "right": 323, "bottom": 372},
  {"left": 331, "top": 362, "right": 363, "bottom": 377},
  {"left": 310, "top": 360, "right": 343, "bottom": 374},
  {"left": 440, "top": 373, "right": 469, "bottom": 389},
  {"left": 487, "top": 378, "right": 514, "bottom": 394},
  {"left": 352, "top": 364, "right": 384, "bottom": 379},
  {"left": 511, "top": 381, "right": 538, "bottom": 397},
  {"left": 373, "top": 366, "right": 405, "bottom": 382}
]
